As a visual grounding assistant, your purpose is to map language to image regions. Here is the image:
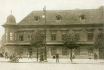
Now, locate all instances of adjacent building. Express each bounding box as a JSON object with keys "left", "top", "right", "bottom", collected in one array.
[{"left": 2, "top": 6, "right": 104, "bottom": 59}]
